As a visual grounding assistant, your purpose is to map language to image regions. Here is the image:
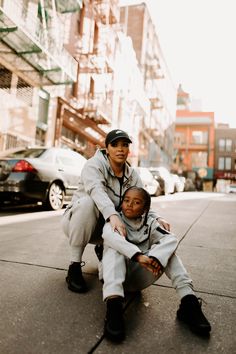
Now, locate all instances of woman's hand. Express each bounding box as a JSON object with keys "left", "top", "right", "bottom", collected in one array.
[
  {"left": 109, "top": 214, "right": 127, "bottom": 237},
  {"left": 135, "top": 254, "right": 162, "bottom": 276},
  {"left": 157, "top": 217, "right": 170, "bottom": 232}
]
